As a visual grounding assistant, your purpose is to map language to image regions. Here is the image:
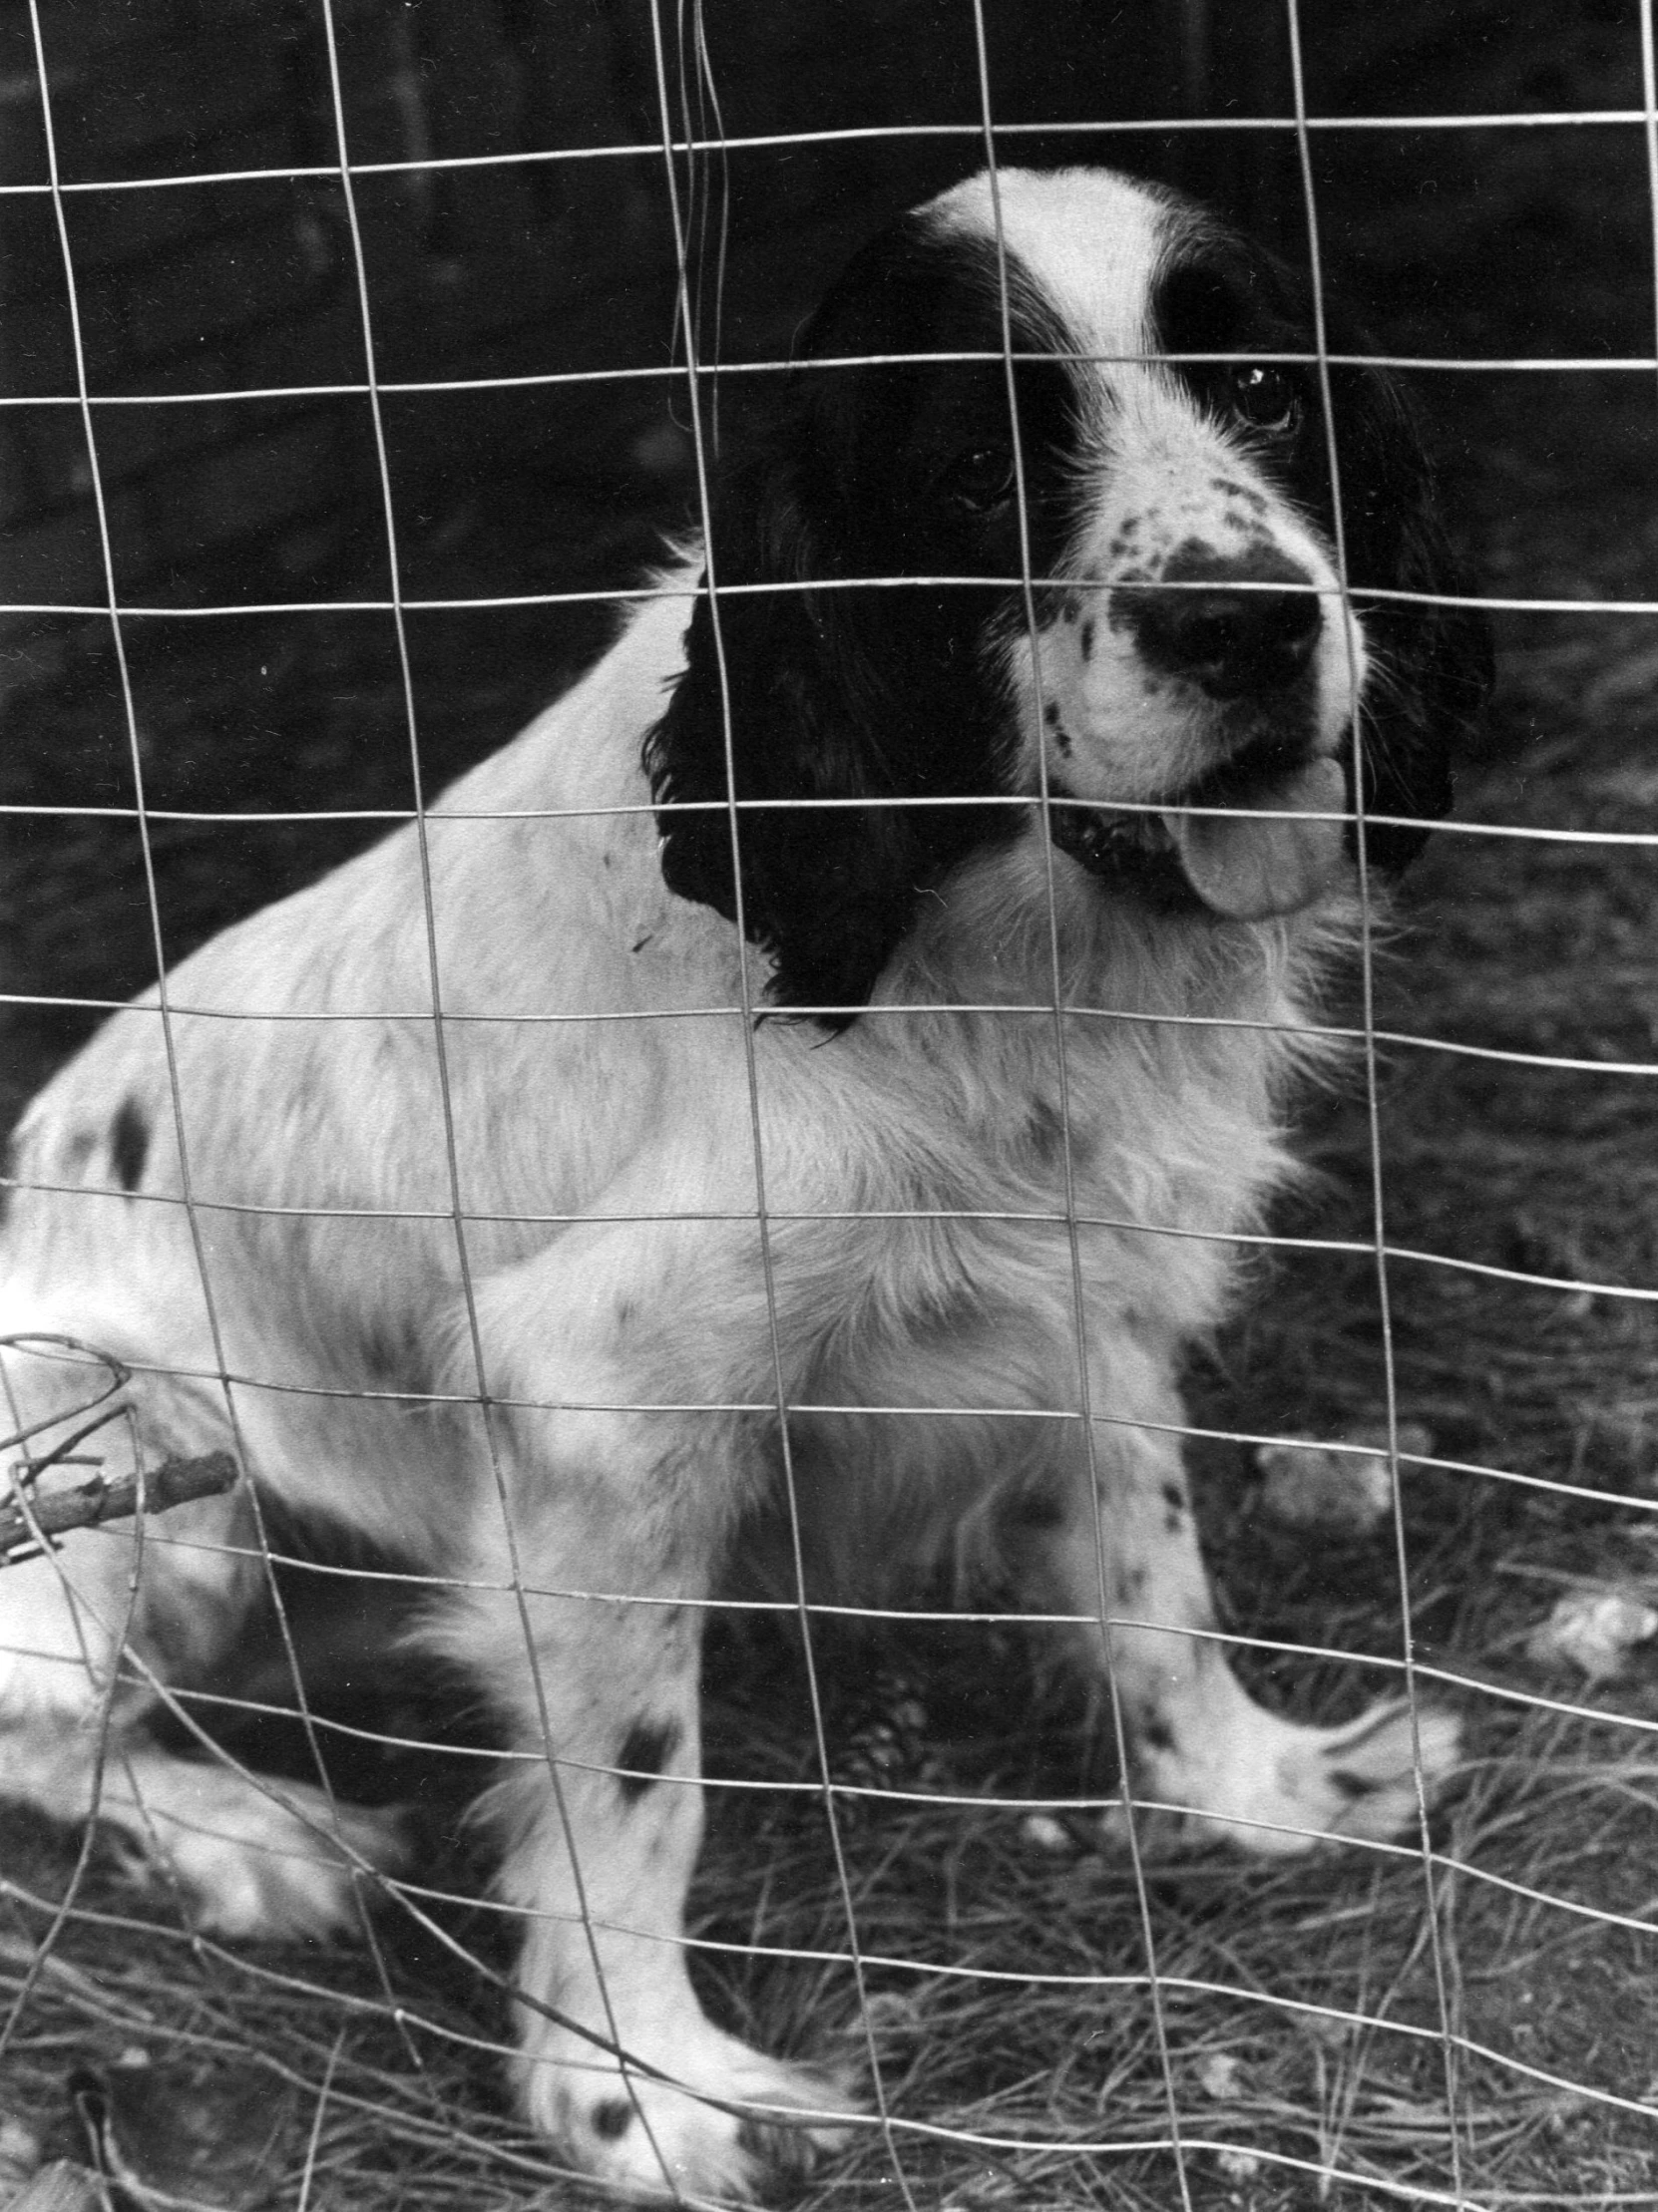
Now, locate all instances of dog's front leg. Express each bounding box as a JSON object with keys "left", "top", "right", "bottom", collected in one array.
[
  {"left": 1016, "top": 1320, "right": 1458, "bottom": 1855},
  {"left": 433, "top": 1229, "right": 848, "bottom": 2204}
]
